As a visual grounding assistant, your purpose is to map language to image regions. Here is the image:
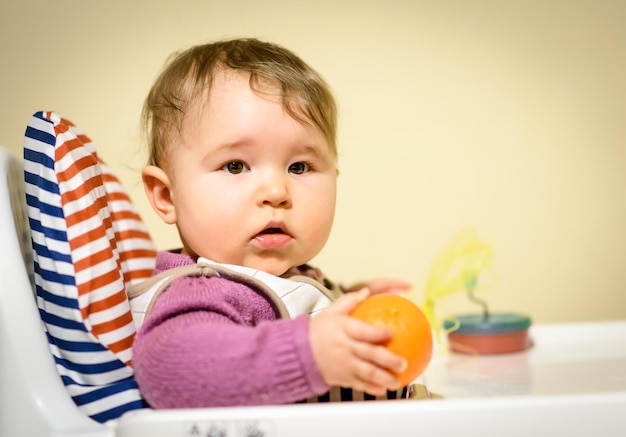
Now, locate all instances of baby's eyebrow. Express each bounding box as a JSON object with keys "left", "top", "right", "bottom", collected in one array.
[
  {"left": 294, "top": 143, "right": 330, "bottom": 160},
  {"left": 201, "top": 141, "right": 247, "bottom": 161},
  {"left": 212, "top": 141, "right": 247, "bottom": 153}
]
